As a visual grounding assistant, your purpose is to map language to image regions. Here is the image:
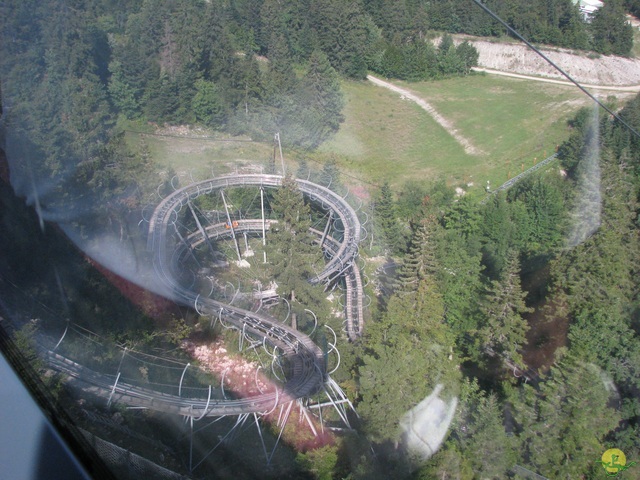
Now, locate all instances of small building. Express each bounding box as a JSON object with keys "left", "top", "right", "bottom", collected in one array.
[{"left": 573, "top": 0, "right": 603, "bottom": 20}]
